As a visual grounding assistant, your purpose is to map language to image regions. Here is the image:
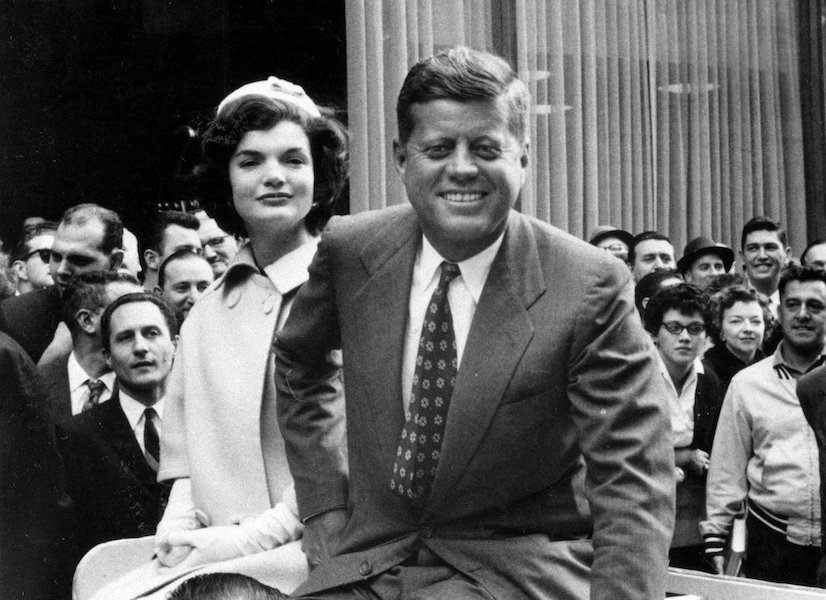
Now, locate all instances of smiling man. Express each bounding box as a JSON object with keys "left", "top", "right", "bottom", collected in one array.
[
  {"left": 703, "top": 264, "right": 826, "bottom": 586},
  {"left": 0, "top": 204, "right": 124, "bottom": 361},
  {"left": 155, "top": 249, "right": 214, "bottom": 325},
  {"left": 59, "top": 292, "right": 177, "bottom": 568},
  {"left": 275, "top": 47, "right": 674, "bottom": 600},
  {"left": 740, "top": 216, "right": 791, "bottom": 316}
]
